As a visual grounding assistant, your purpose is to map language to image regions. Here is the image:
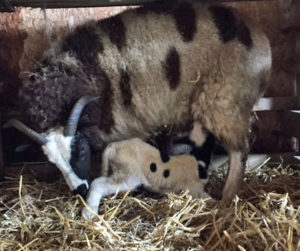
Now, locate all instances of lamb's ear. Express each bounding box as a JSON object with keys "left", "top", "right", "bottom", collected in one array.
[
  {"left": 64, "top": 96, "right": 99, "bottom": 137},
  {"left": 3, "top": 119, "right": 48, "bottom": 145}
]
